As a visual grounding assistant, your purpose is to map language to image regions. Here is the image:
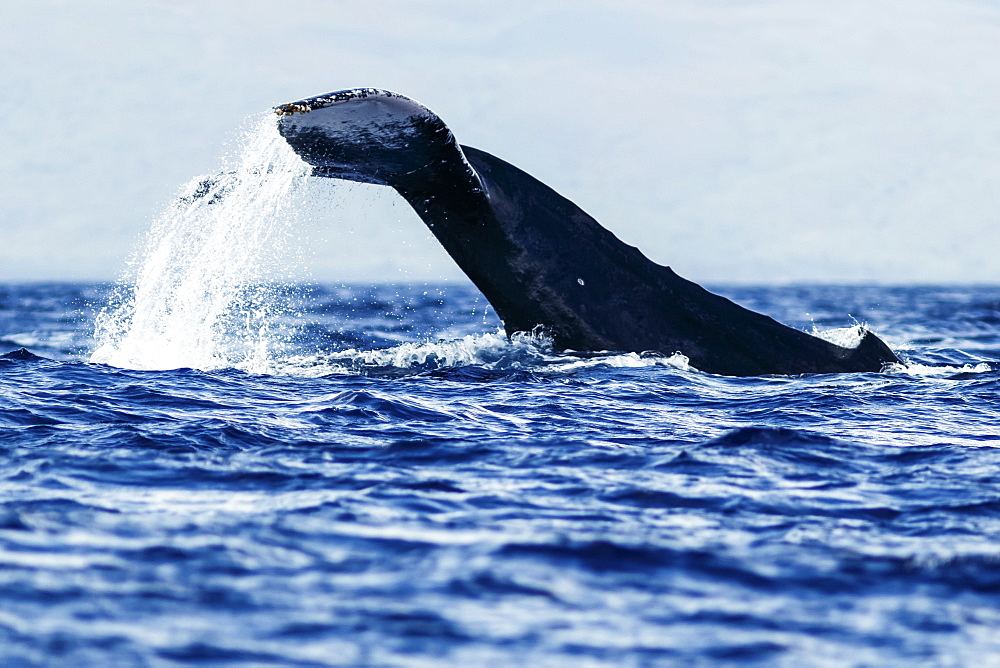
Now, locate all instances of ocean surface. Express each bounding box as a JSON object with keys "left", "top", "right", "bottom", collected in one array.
[
  {"left": 3, "top": 119, "right": 1000, "bottom": 666},
  {"left": 1, "top": 280, "right": 998, "bottom": 666}
]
